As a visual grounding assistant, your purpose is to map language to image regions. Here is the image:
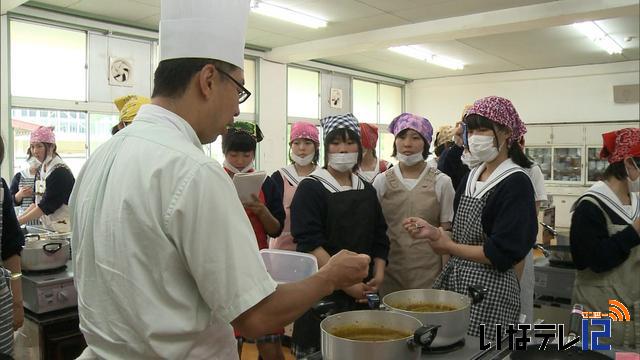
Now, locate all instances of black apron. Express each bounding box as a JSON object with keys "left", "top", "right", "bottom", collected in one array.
[{"left": 292, "top": 183, "right": 379, "bottom": 358}]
